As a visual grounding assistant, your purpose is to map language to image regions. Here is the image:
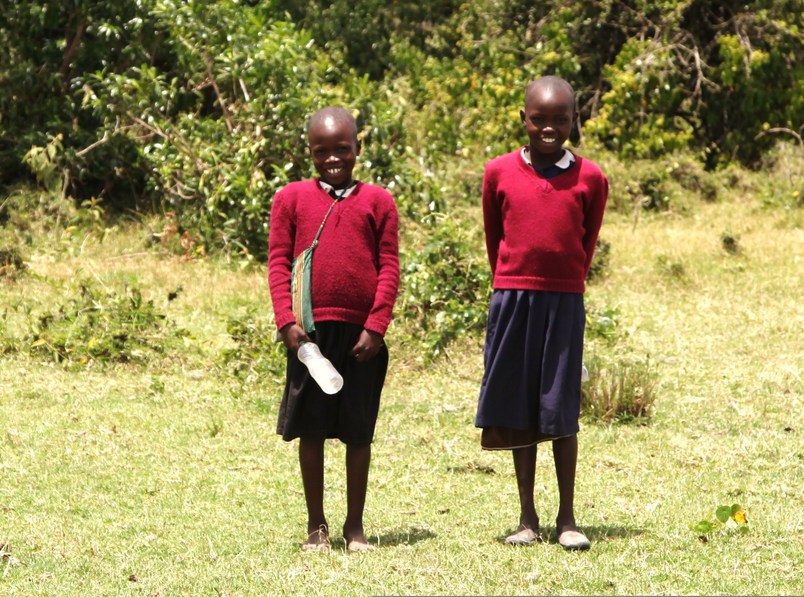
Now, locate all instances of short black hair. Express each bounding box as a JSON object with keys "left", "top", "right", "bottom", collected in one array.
[
  {"left": 307, "top": 106, "right": 358, "bottom": 139},
  {"left": 524, "top": 76, "right": 576, "bottom": 111}
]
